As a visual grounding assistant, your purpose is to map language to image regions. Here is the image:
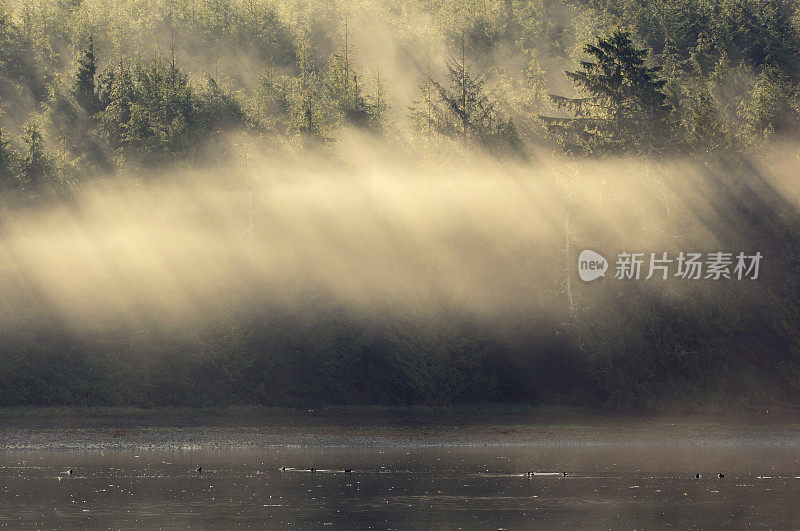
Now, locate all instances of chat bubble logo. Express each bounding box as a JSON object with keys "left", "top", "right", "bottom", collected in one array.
[{"left": 578, "top": 250, "right": 608, "bottom": 281}]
